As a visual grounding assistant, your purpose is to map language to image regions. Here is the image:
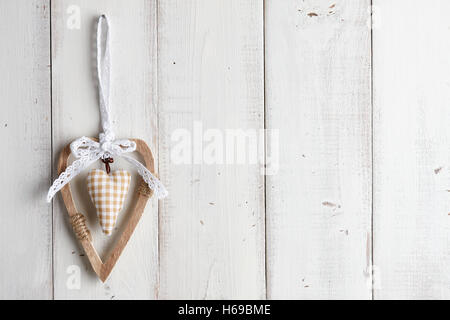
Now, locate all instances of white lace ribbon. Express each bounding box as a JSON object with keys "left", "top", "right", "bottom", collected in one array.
[{"left": 47, "top": 15, "right": 168, "bottom": 202}]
